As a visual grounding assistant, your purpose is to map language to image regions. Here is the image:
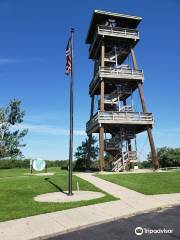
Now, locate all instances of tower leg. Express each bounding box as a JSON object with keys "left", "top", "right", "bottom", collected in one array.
[
  {"left": 86, "top": 96, "right": 94, "bottom": 170},
  {"left": 130, "top": 48, "right": 159, "bottom": 170},
  {"left": 99, "top": 79, "right": 105, "bottom": 171},
  {"left": 99, "top": 126, "right": 104, "bottom": 171},
  {"left": 86, "top": 134, "right": 92, "bottom": 170},
  {"left": 147, "top": 128, "right": 159, "bottom": 169},
  {"left": 99, "top": 40, "right": 105, "bottom": 171}
]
